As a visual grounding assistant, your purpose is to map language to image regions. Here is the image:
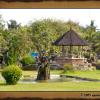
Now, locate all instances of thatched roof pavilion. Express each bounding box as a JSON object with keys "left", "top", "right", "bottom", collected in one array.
[
  {"left": 52, "top": 29, "right": 90, "bottom": 70},
  {"left": 53, "top": 29, "right": 88, "bottom": 46},
  {"left": 53, "top": 29, "right": 88, "bottom": 58}
]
